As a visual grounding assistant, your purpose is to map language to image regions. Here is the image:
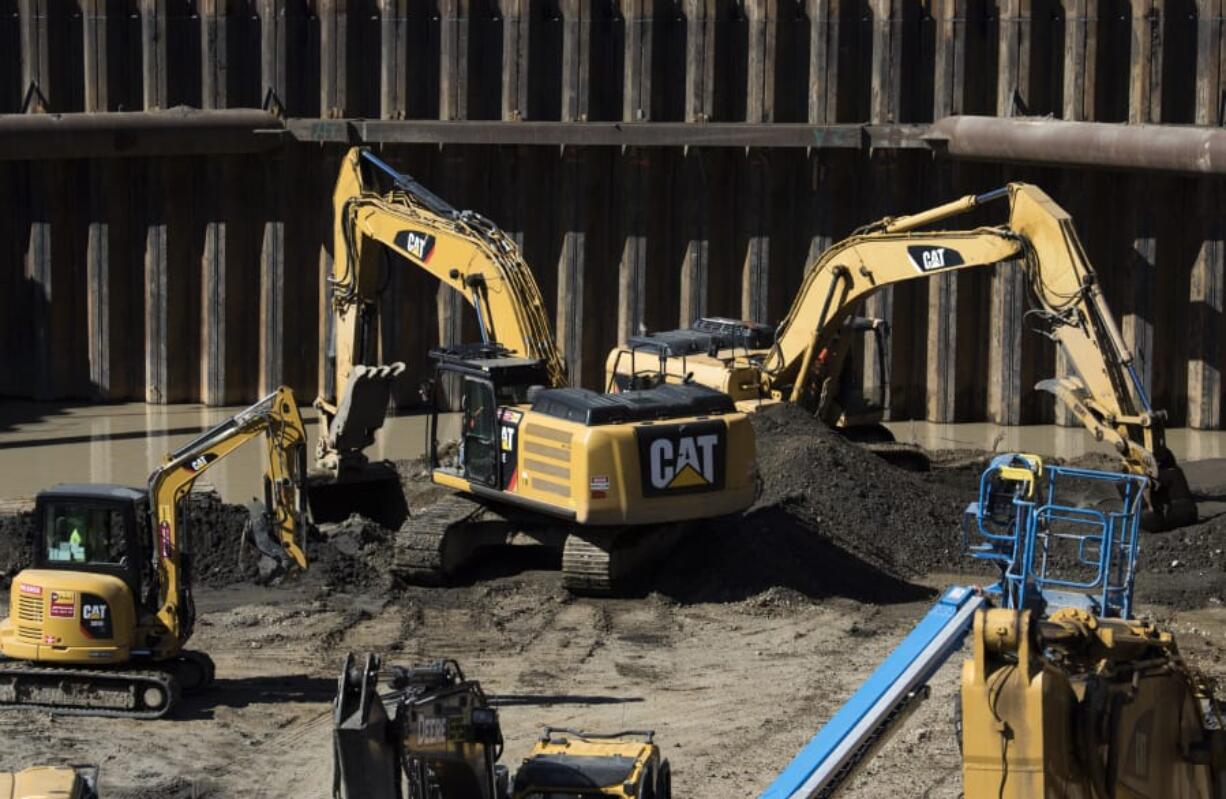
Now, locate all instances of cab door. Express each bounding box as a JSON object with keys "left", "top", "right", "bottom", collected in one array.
[{"left": 461, "top": 376, "right": 498, "bottom": 487}]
